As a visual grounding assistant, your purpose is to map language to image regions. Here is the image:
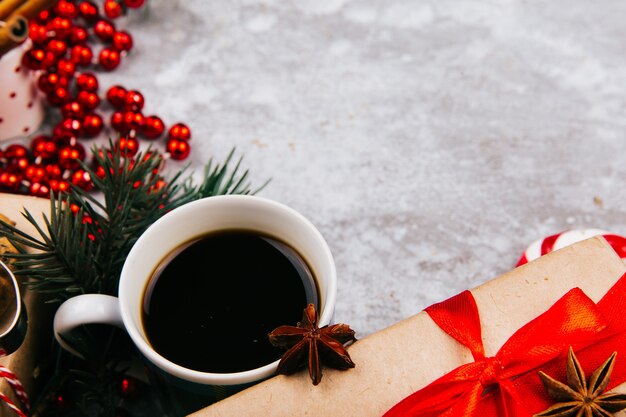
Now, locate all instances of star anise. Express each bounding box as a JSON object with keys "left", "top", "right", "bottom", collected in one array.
[
  {"left": 535, "top": 347, "right": 626, "bottom": 417},
  {"left": 268, "top": 303, "right": 356, "bottom": 385}
]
